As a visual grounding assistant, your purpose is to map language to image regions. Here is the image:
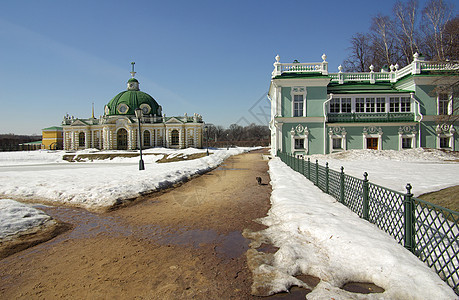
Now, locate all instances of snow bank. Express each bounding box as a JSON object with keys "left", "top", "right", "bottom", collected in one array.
[
  {"left": 306, "top": 149, "right": 459, "bottom": 196},
  {"left": 249, "top": 158, "right": 456, "bottom": 298},
  {"left": 0, "top": 150, "right": 66, "bottom": 166},
  {"left": 0, "top": 148, "right": 255, "bottom": 210},
  {"left": 0, "top": 199, "right": 53, "bottom": 239}
]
